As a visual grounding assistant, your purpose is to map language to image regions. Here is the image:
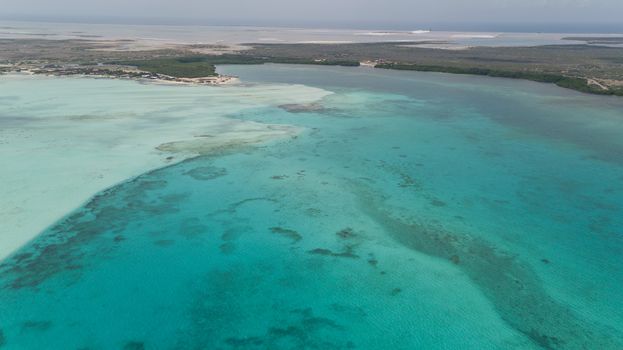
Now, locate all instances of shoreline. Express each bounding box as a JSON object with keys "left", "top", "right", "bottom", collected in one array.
[
  {"left": 3, "top": 65, "right": 239, "bottom": 86},
  {"left": 6, "top": 63, "right": 618, "bottom": 96},
  {"left": 374, "top": 63, "right": 623, "bottom": 97}
]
